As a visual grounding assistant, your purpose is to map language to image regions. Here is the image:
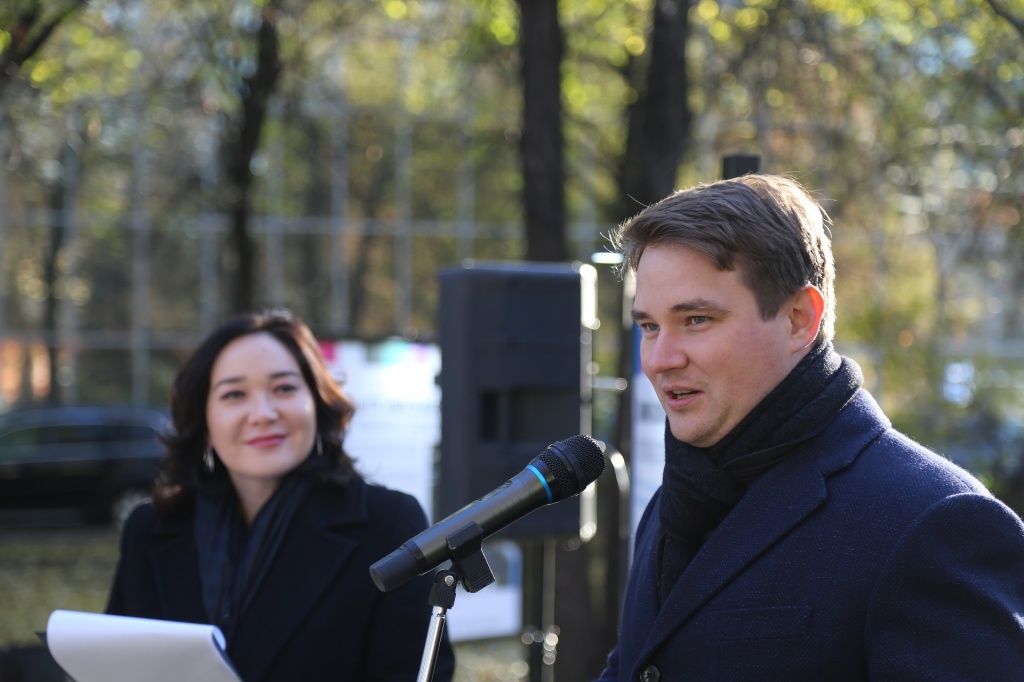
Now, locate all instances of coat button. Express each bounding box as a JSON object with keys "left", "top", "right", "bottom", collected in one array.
[{"left": 639, "top": 664, "right": 661, "bottom": 682}]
